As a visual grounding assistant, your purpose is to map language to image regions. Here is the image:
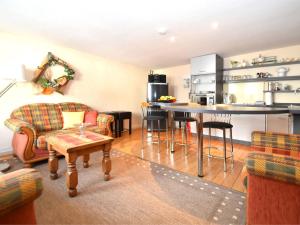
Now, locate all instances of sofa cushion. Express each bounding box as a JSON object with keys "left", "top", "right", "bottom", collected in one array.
[
  {"left": 37, "top": 130, "right": 70, "bottom": 150},
  {"left": 84, "top": 111, "right": 98, "bottom": 125},
  {"left": 62, "top": 111, "right": 84, "bottom": 129},
  {"left": 85, "top": 125, "right": 106, "bottom": 134},
  {"left": 10, "top": 103, "right": 63, "bottom": 132}
]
